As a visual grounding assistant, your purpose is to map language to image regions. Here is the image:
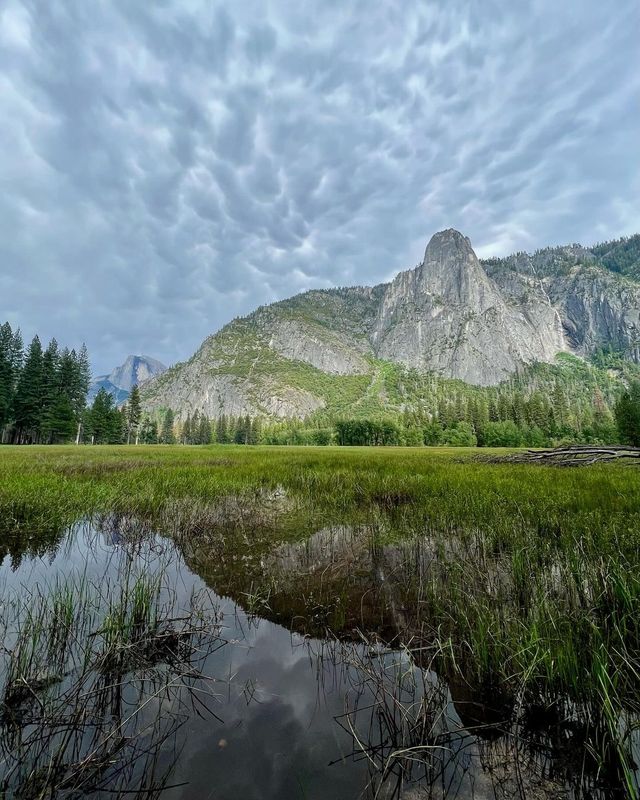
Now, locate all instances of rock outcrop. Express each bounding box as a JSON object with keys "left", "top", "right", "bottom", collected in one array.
[
  {"left": 141, "top": 230, "right": 640, "bottom": 419},
  {"left": 372, "top": 229, "right": 567, "bottom": 384}
]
